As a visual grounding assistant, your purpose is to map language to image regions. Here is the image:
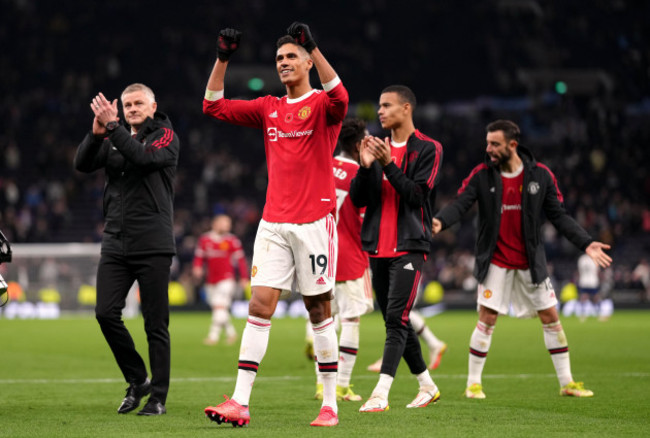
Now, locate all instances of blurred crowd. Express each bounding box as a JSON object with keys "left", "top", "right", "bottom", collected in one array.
[{"left": 1, "top": 0, "right": 648, "bottom": 301}]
